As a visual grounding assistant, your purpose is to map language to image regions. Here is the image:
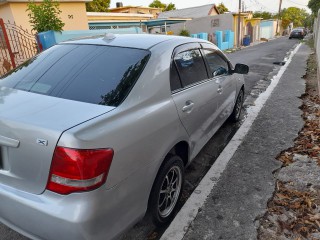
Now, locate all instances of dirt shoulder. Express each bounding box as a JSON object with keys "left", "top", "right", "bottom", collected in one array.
[{"left": 258, "top": 41, "right": 320, "bottom": 240}]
